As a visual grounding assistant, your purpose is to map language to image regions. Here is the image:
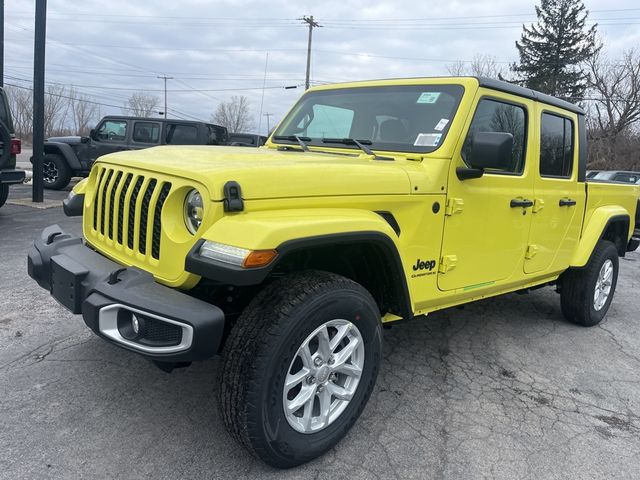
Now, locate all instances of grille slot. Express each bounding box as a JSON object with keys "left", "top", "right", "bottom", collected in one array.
[
  {"left": 138, "top": 317, "right": 183, "bottom": 346},
  {"left": 91, "top": 168, "right": 172, "bottom": 261}
]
